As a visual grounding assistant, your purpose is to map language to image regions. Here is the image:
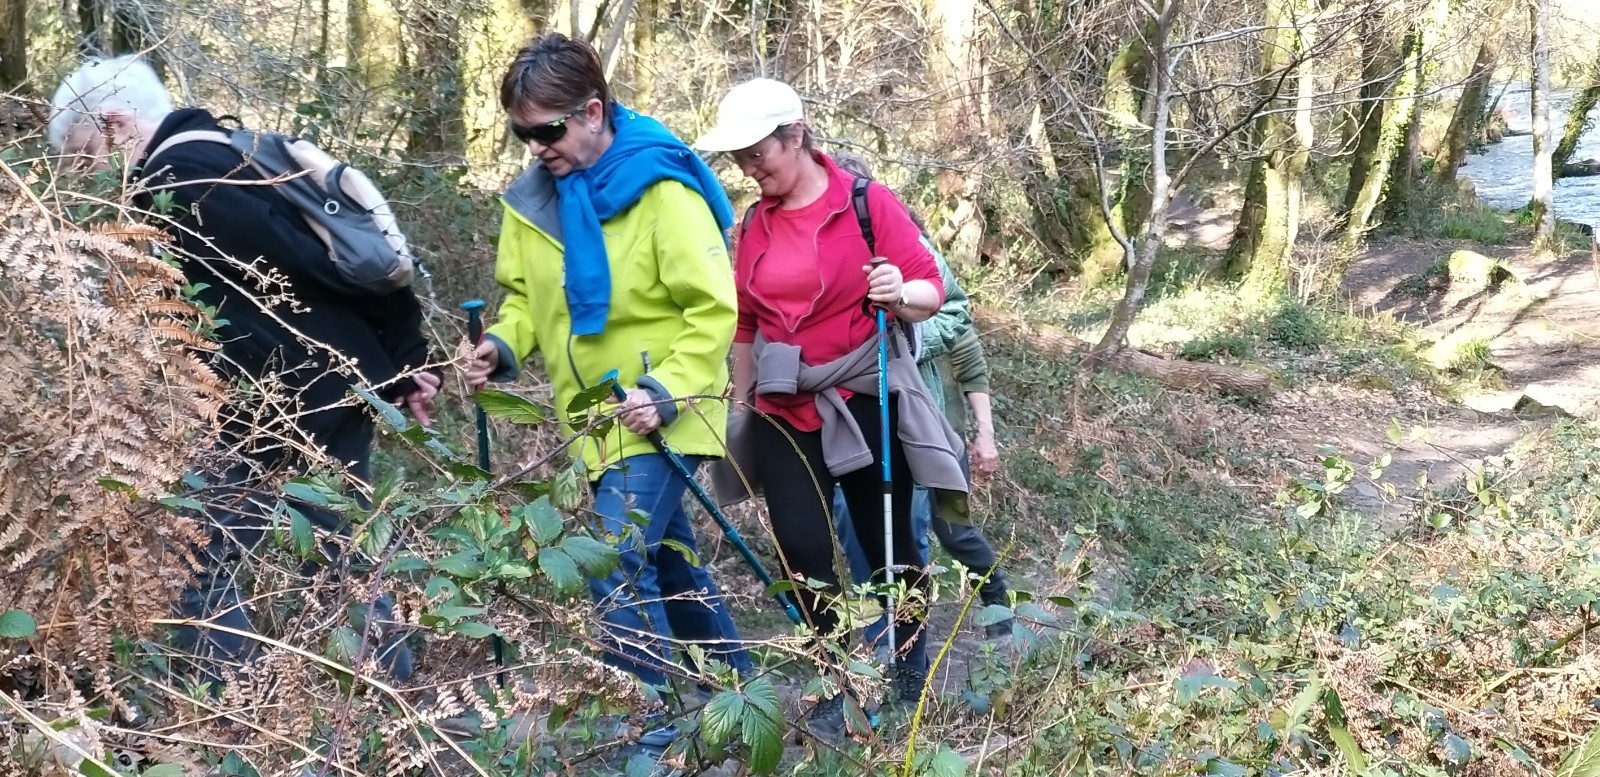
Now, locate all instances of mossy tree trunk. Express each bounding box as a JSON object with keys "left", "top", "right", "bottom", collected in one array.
[
  {"left": 1342, "top": 26, "right": 1421, "bottom": 250},
  {"left": 1224, "top": 0, "right": 1314, "bottom": 288},
  {"left": 1, "top": 0, "right": 24, "bottom": 92},
  {"left": 1340, "top": 15, "right": 1403, "bottom": 222},
  {"left": 406, "top": 8, "right": 466, "bottom": 160},
  {"left": 1553, "top": 67, "right": 1600, "bottom": 174},
  {"left": 1434, "top": 5, "right": 1508, "bottom": 185},
  {"left": 1529, "top": 0, "right": 1556, "bottom": 251}
]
